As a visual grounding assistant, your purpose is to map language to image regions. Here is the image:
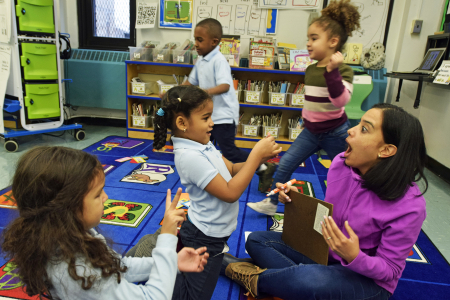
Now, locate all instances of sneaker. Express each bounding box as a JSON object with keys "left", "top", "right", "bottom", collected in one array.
[
  {"left": 257, "top": 163, "right": 276, "bottom": 193},
  {"left": 225, "top": 262, "right": 266, "bottom": 298},
  {"left": 247, "top": 198, "right": 277, "bottom": 216}
]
